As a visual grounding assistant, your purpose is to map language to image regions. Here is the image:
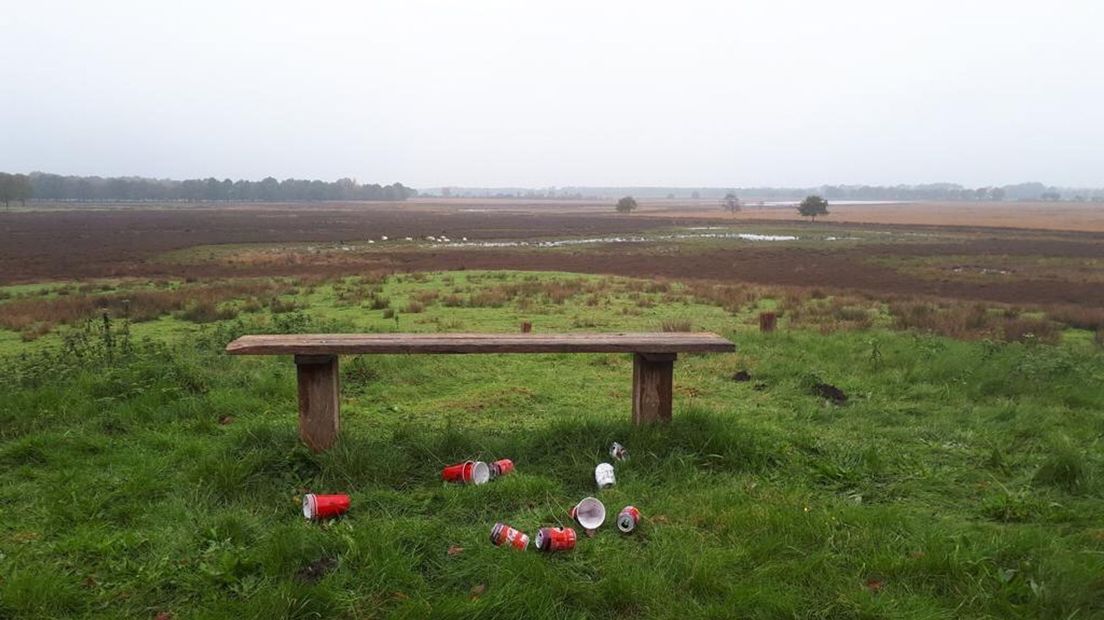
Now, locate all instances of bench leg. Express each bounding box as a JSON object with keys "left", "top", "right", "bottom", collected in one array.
[
  {"left": 295, "top": 355, "right": 340, "bottom": 452},
  {"left": 632, "top": 353, "right": 675, "bottom": 424}
]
